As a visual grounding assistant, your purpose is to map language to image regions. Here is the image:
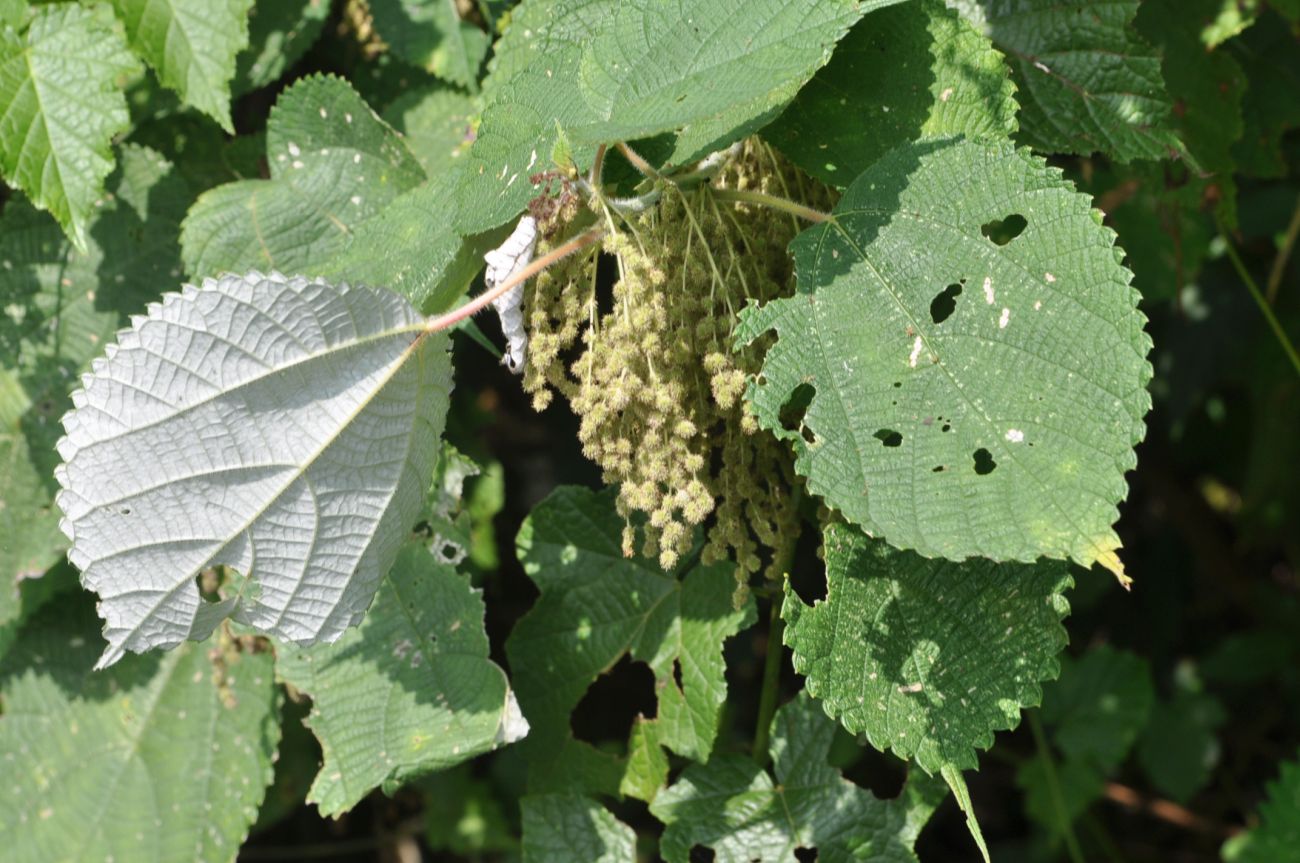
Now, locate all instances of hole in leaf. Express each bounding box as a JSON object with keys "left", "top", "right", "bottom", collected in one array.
[
  {"left": 438, "top": 541, "right": 460, "bottom": 562},
  {"left": 973, "top": 448, "right": 997, "bottom": 475},
  {"left": 195, "top": 571, "right": 221, "bottom": 604},
  {"left": 941, "top": 423, "right": 951, "bottom": 433},
  {"left": 689, "top": 847, "right": 716, "bottom": 863},
  {"left": 980, "top": 213, "right": 1027, "bottom": 245},
  {"left": 794, "top": 849, "right": 818, "bottom": 862},
  {"left": 892, "top": 381, "right": 902, "bottom": 388},
  {"left": 932, "top": 465, "right": 945, "bottom": 472},
  {"left": 874, "top": 429, "right": 903, "bottom": 448},
  {"left": 570, "top": 655, "right": 657, "bottom": 746},
  {"left": 929, "top": 282, "right": 963, "bottom": 324},
  {"left": 672, "top": 659, "right": 684, "bottom": 691},
  {"left": 779, "top": 383, "right": 816, "bottom": 433}
]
